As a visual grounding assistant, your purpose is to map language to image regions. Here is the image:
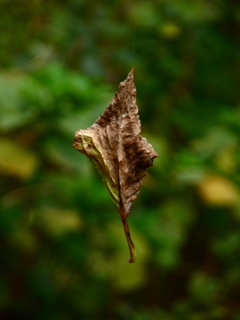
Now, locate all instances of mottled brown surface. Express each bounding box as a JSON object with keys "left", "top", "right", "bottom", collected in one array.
[
  {"left": 73, "top": 68, "right": 158, "bottom": 214},
  {"left": 73, "top": 69, "right": 158, "bottom": 262}
]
